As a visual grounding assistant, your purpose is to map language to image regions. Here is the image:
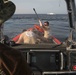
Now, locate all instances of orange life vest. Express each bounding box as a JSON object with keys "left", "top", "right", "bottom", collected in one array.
[{"left": 34, "top": 24, "right": 44, "bottom": 33}]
